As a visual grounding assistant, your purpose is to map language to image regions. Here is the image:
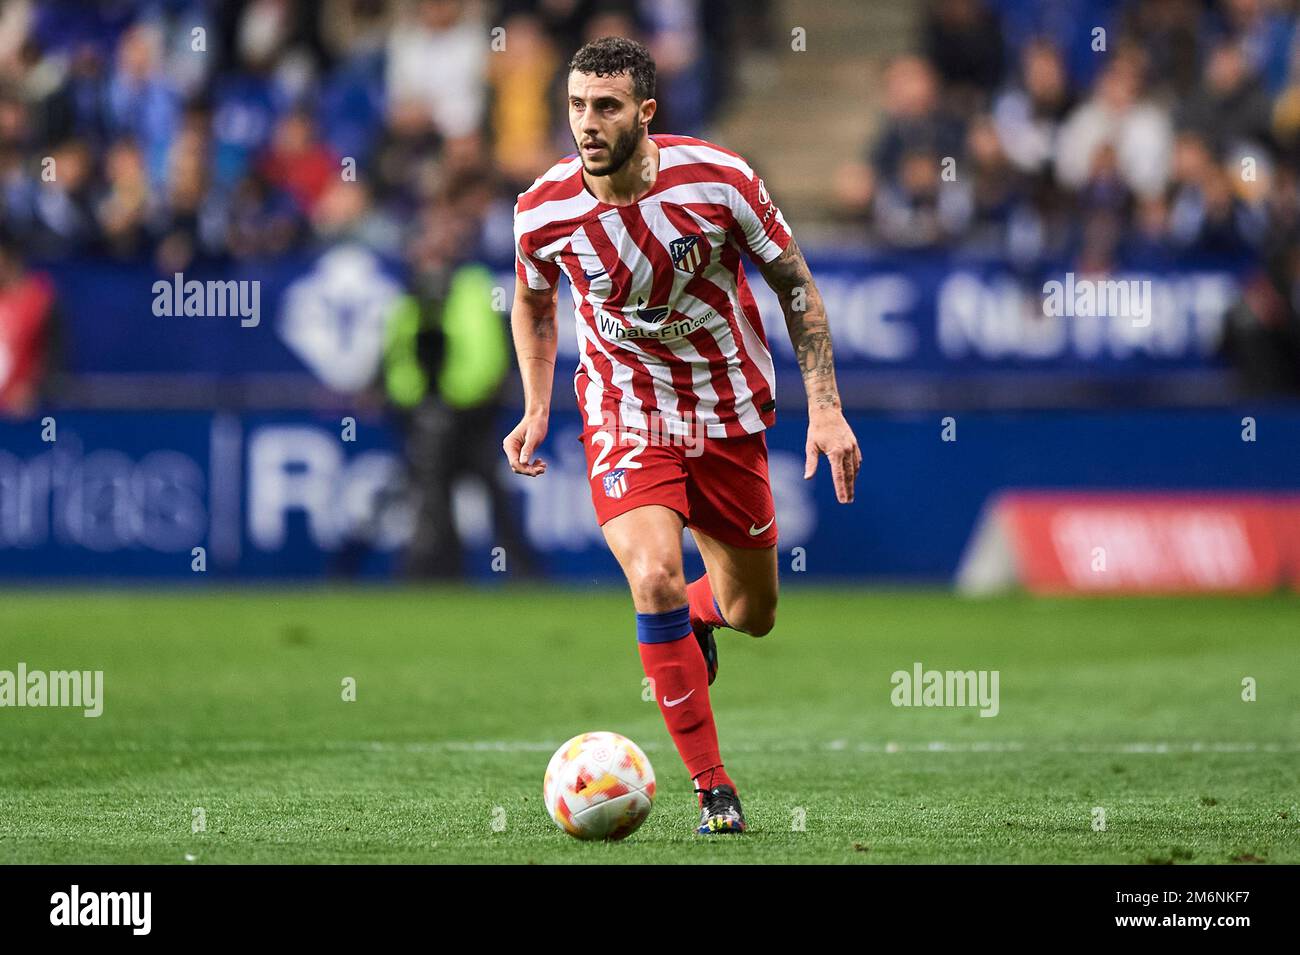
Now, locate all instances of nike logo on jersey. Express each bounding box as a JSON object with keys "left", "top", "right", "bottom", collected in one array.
[
  {"left": 583, "top": 269, "right": 607, "bottom": 280},
  {"left": 748, "top": 517, "right": 775, "bottom": 536},
  {"left": 663, "top": 690, "right": 695, "bottom": 708}
]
